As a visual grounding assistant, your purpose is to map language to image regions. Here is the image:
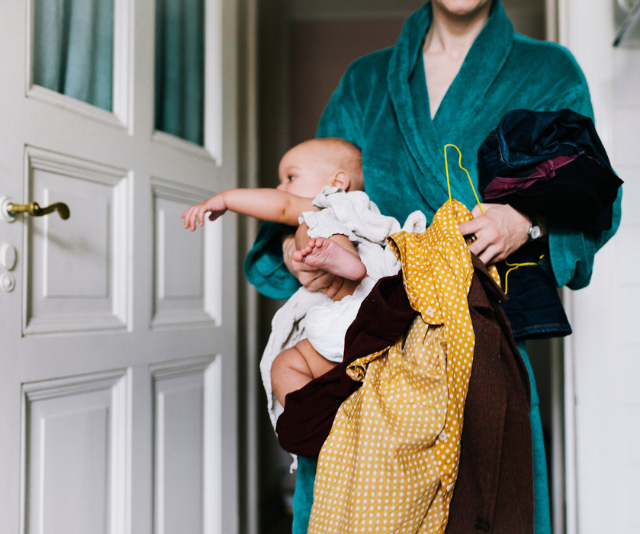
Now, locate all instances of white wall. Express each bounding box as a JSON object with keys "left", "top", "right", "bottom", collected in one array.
[{"left": 561, "top": 2, "right": 640, "bottom": 533}]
